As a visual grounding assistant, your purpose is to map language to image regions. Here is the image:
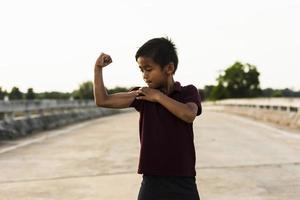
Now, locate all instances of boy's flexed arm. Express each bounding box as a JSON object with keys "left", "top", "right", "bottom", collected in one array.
[{"left": 93, "top": 53, "right": 138, "bottom": 108}]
